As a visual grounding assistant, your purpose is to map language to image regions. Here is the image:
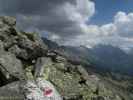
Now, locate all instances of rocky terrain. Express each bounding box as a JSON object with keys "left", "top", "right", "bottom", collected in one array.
[
  {"left": 0, "top": 16, "right": 132, "bottom": 100},
  {"left": 43, "top": 38, "right": 133, "bottom": 76}
]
